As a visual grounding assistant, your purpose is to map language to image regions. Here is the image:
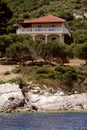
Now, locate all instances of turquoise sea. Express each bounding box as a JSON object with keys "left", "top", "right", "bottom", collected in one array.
[{"left": 0, "top": 112, "right": 87, "bottom": 130}]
